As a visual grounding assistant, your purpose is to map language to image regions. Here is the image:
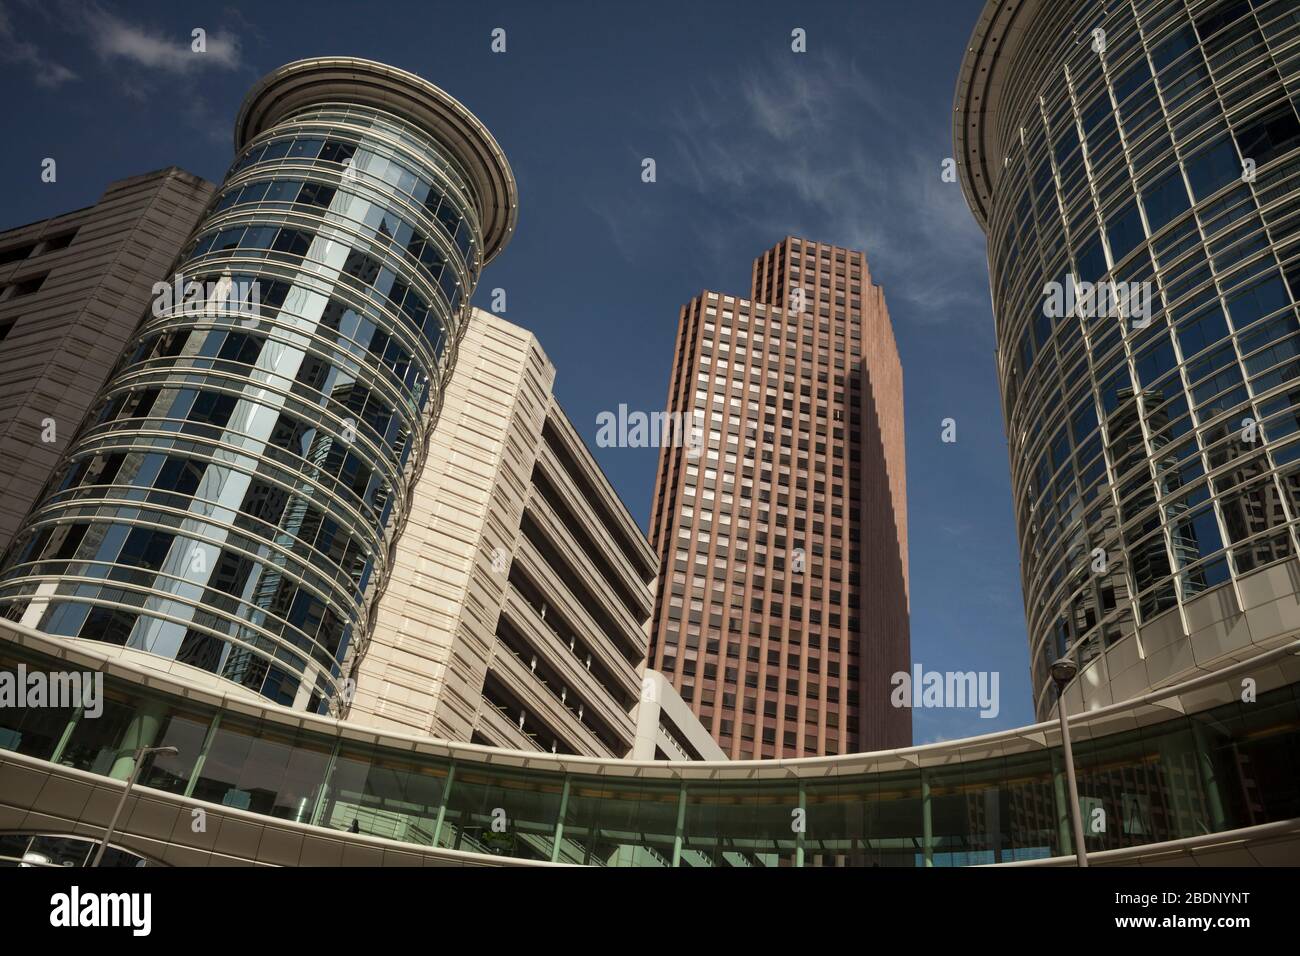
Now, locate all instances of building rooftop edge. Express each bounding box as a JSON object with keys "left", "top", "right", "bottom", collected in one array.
[
  {"left": 234, "top": 56, "right": 518, "bottom": 263},
  {"left": 952, "top": 0, "right": 1047, "bottom": 234}
]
